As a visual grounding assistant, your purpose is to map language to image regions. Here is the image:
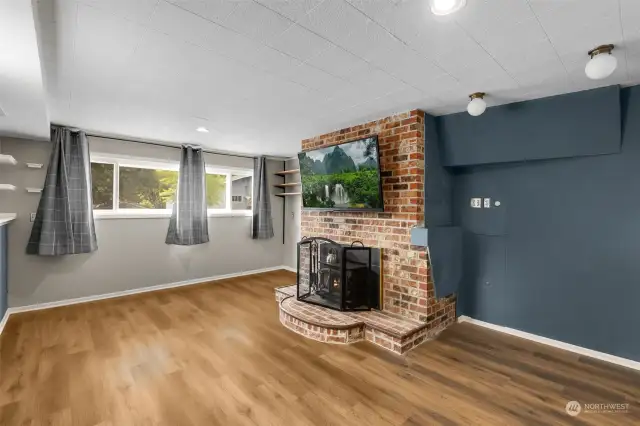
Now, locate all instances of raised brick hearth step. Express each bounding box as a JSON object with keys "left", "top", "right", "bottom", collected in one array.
[{"left": 275, "top": 285, "right": 436, "bottom": 354}]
